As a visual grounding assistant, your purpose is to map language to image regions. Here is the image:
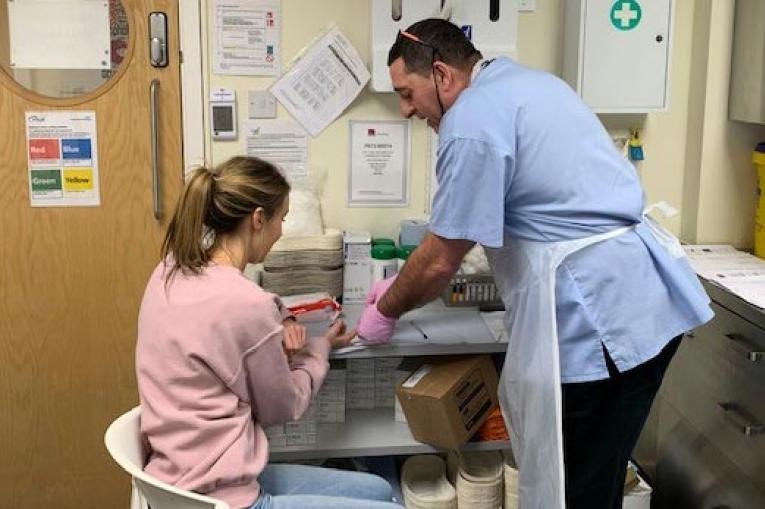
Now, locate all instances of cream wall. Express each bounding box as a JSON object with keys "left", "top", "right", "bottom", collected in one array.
[
  {"left": 681, "top": 0, "right": 765, "bottom": 247},
  {"left": 205, "top": 0, "right": 762, "bottom": 247}
]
